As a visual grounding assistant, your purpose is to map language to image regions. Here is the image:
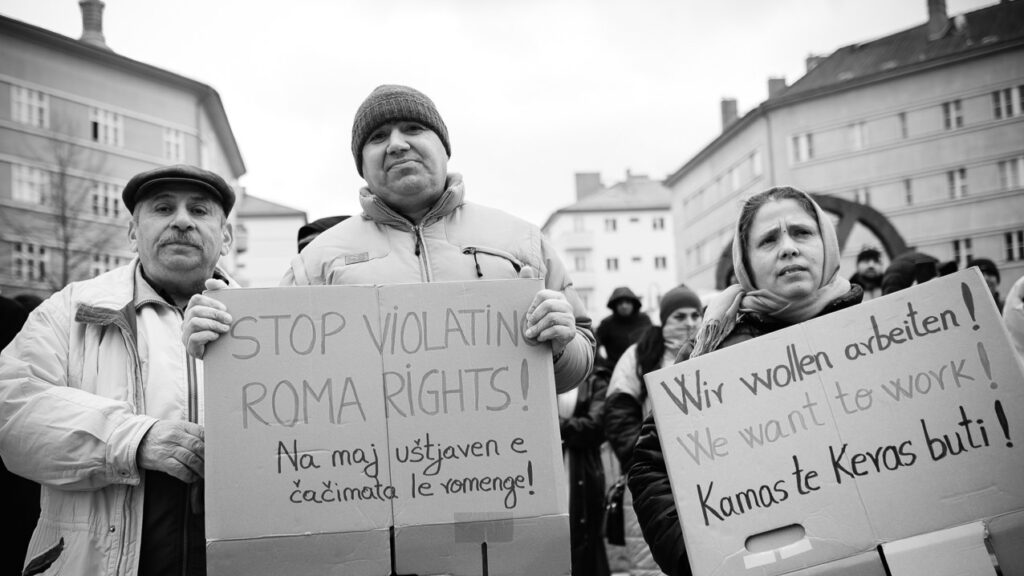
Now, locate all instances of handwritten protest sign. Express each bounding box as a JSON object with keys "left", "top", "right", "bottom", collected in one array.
[
  {"left": 644, "top": 269, "right": 1024, "bottom": 576},
  {"left": 203, "top": 279, "right": 569, "bottom": 576}
]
